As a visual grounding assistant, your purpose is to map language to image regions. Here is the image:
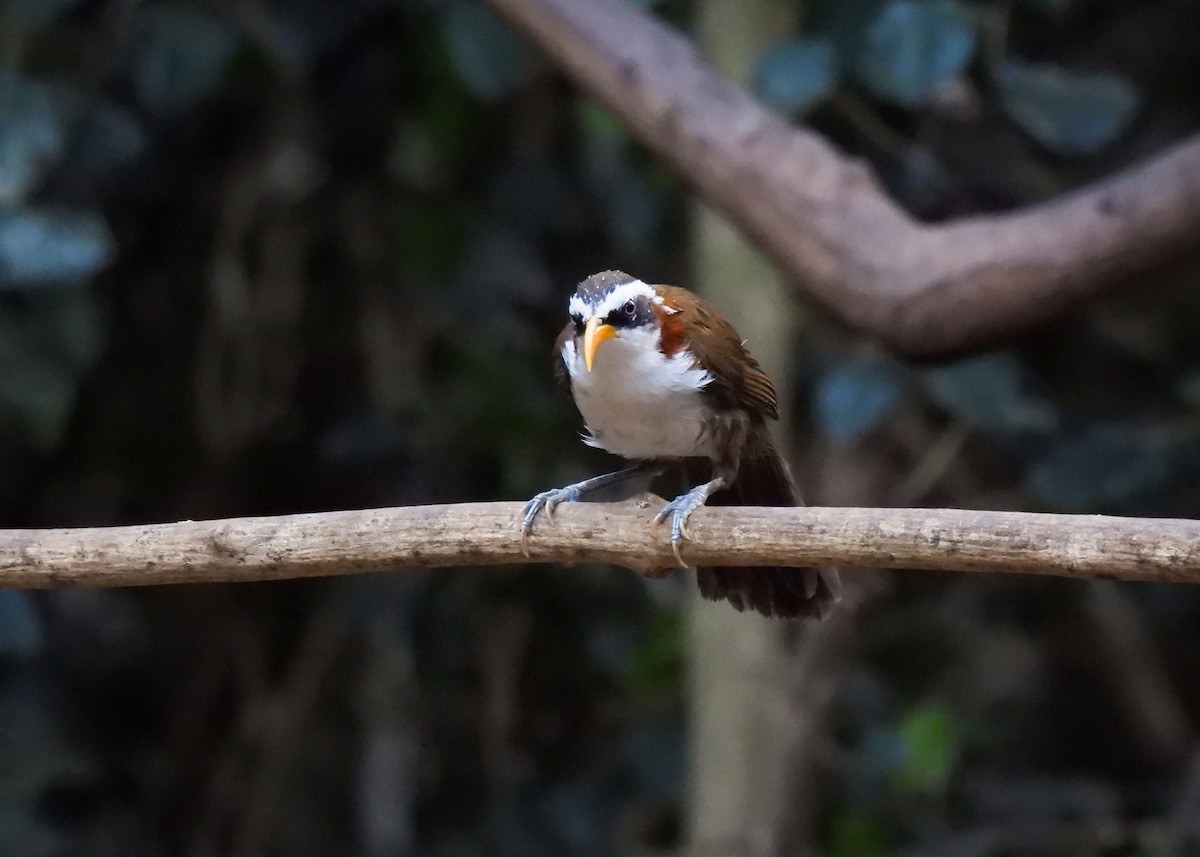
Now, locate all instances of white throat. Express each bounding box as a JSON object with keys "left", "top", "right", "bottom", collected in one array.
[{"left": 562, "top": 324, "right": 716, "bottom": 460}]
